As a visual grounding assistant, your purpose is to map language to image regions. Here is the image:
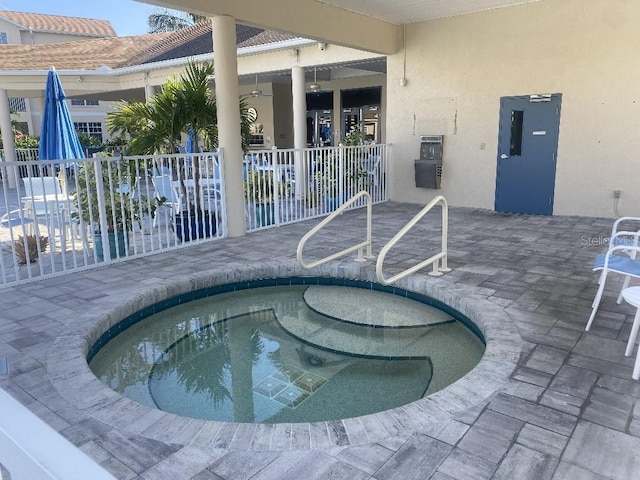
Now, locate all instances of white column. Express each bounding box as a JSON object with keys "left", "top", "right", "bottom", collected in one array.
[
  {"left": 34, "top": 95, "right": 45, "bottom": 138},
  {"left": 212, "top": 15, "right": 245, "bottom": 237},
  {"left": 292, "top": 66, "right": 306, "bottom": 151},
  {"left": 144, "top": 84, "right": 156, "bottom": 102},
  {"left": 0, "top": 89, "right": 18, "bottom": 188},
  {"left": 291, "top": 66, "right": 307, "bottom": 198}
]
